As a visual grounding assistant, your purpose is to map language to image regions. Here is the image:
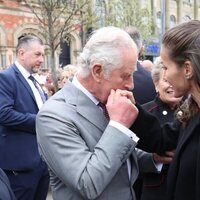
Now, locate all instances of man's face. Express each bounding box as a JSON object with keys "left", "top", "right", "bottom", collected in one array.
[
  {"left": 97, "top": 47, "right": 137, "bottom": 103},
  {"left": 19, "top": 42, "right": 45, "bottom": 74}
]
